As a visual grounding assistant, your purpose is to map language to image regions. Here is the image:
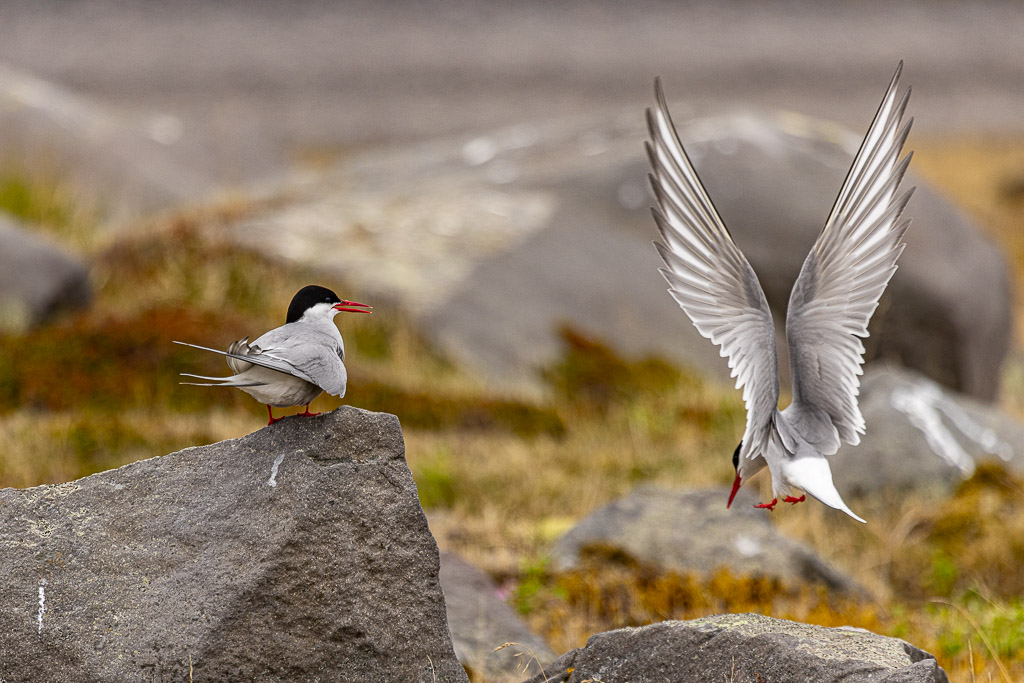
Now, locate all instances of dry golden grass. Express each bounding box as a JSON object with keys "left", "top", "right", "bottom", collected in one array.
[{"left": 2, "top": 136, "right": 1024, "bottom": 681}]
